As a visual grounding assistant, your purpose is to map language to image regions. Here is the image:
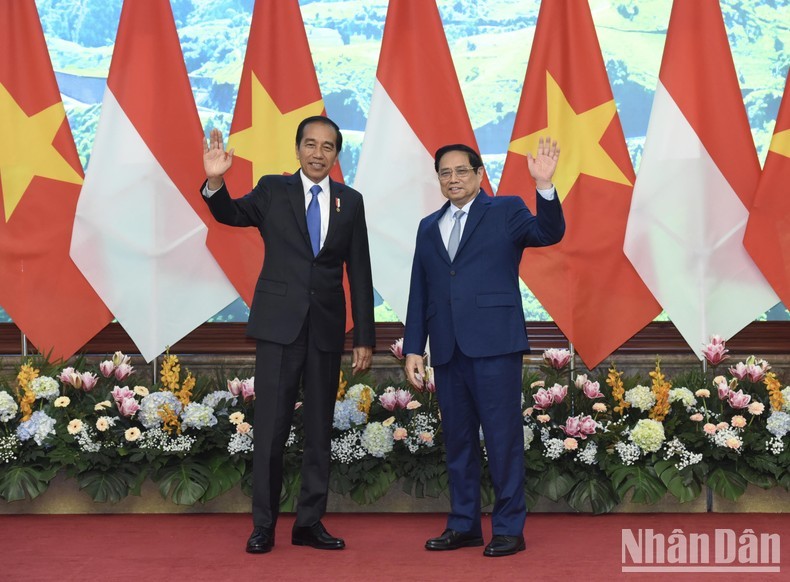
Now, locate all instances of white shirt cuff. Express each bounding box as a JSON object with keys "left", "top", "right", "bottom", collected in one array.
[
  {"left": 203, "top": 182, "right": 222, "bottom": 198},
  {"left": 537, "top": 185, "right": 556, "bottom": 201}
]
